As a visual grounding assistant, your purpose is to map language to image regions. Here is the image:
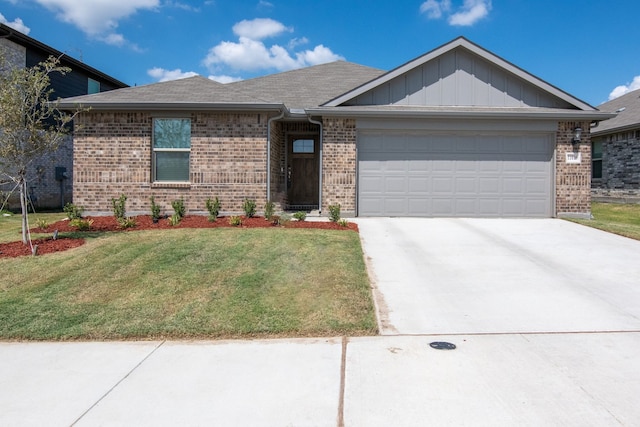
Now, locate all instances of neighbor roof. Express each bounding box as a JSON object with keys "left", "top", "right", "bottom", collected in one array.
[
  {"left": 0, "top": 23, "right": 127, "bottom": 89},
  {"left": 227, "top": 61, "right": 385, "bottom": 109},
  {"left": 591, "top": 88, "right": 640, "bottom": 136}
]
